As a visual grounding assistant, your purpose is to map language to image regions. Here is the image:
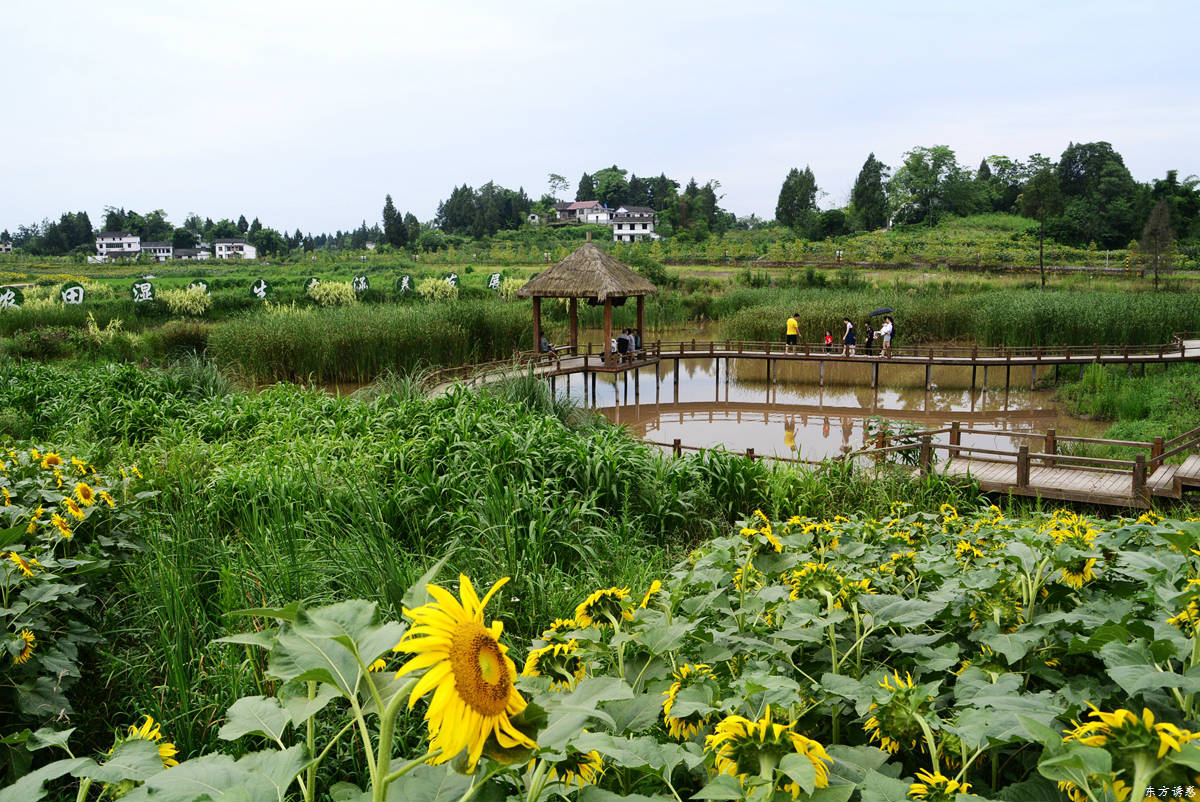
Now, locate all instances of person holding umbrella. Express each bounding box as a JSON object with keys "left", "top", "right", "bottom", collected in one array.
[{"left": 868, "top": 307, "right": 894, "bottom": 358}]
